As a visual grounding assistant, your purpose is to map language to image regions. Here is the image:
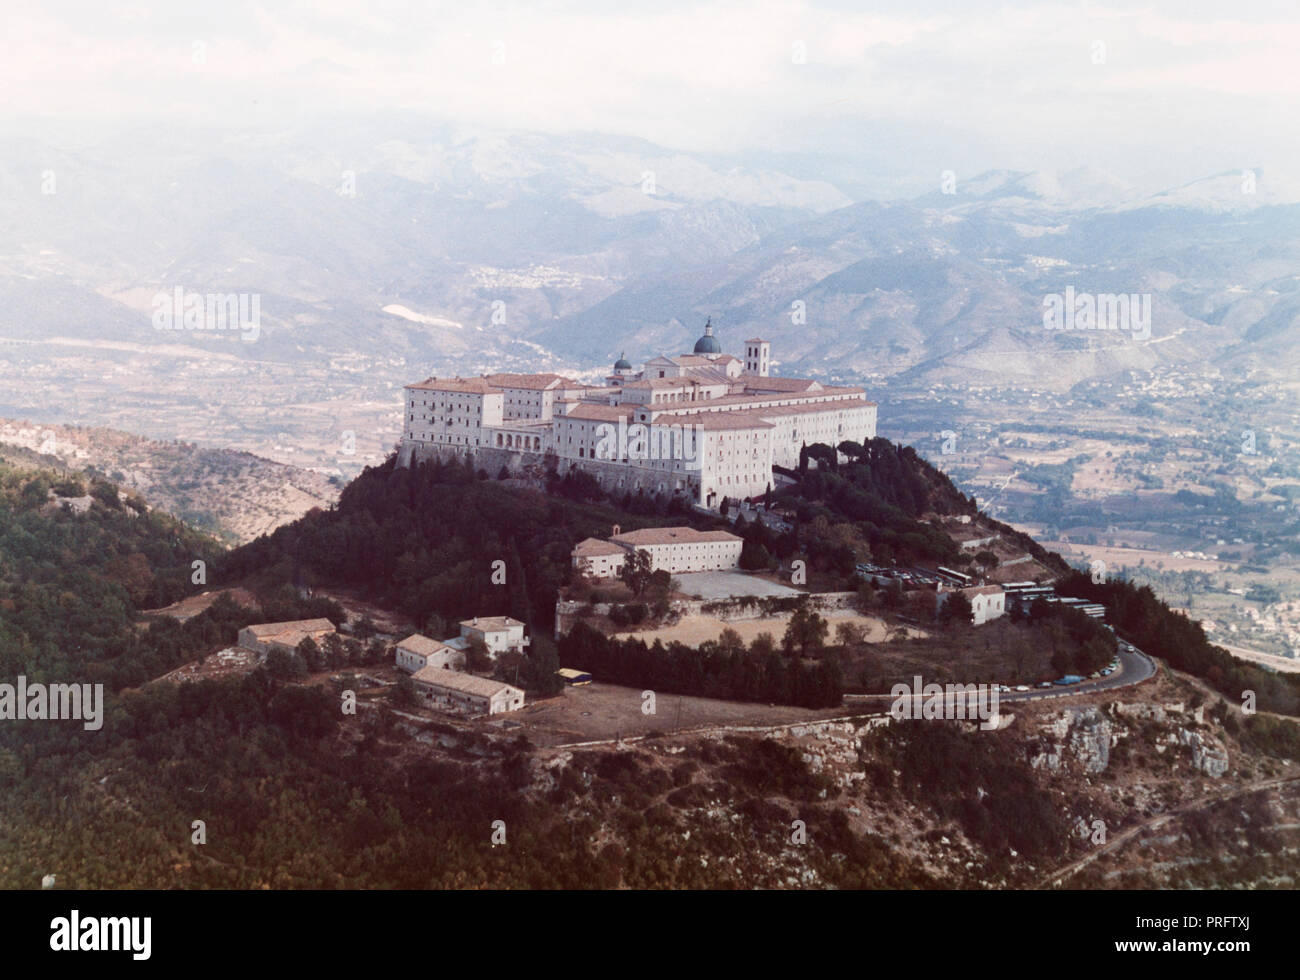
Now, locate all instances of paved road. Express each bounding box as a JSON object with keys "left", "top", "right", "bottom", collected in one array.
[
  {"left": 550, "top": 641, "right": 1159, "bottom": 749},
  {"left": 842, "top": 640, "right": 1158, "bottom": 710}
]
